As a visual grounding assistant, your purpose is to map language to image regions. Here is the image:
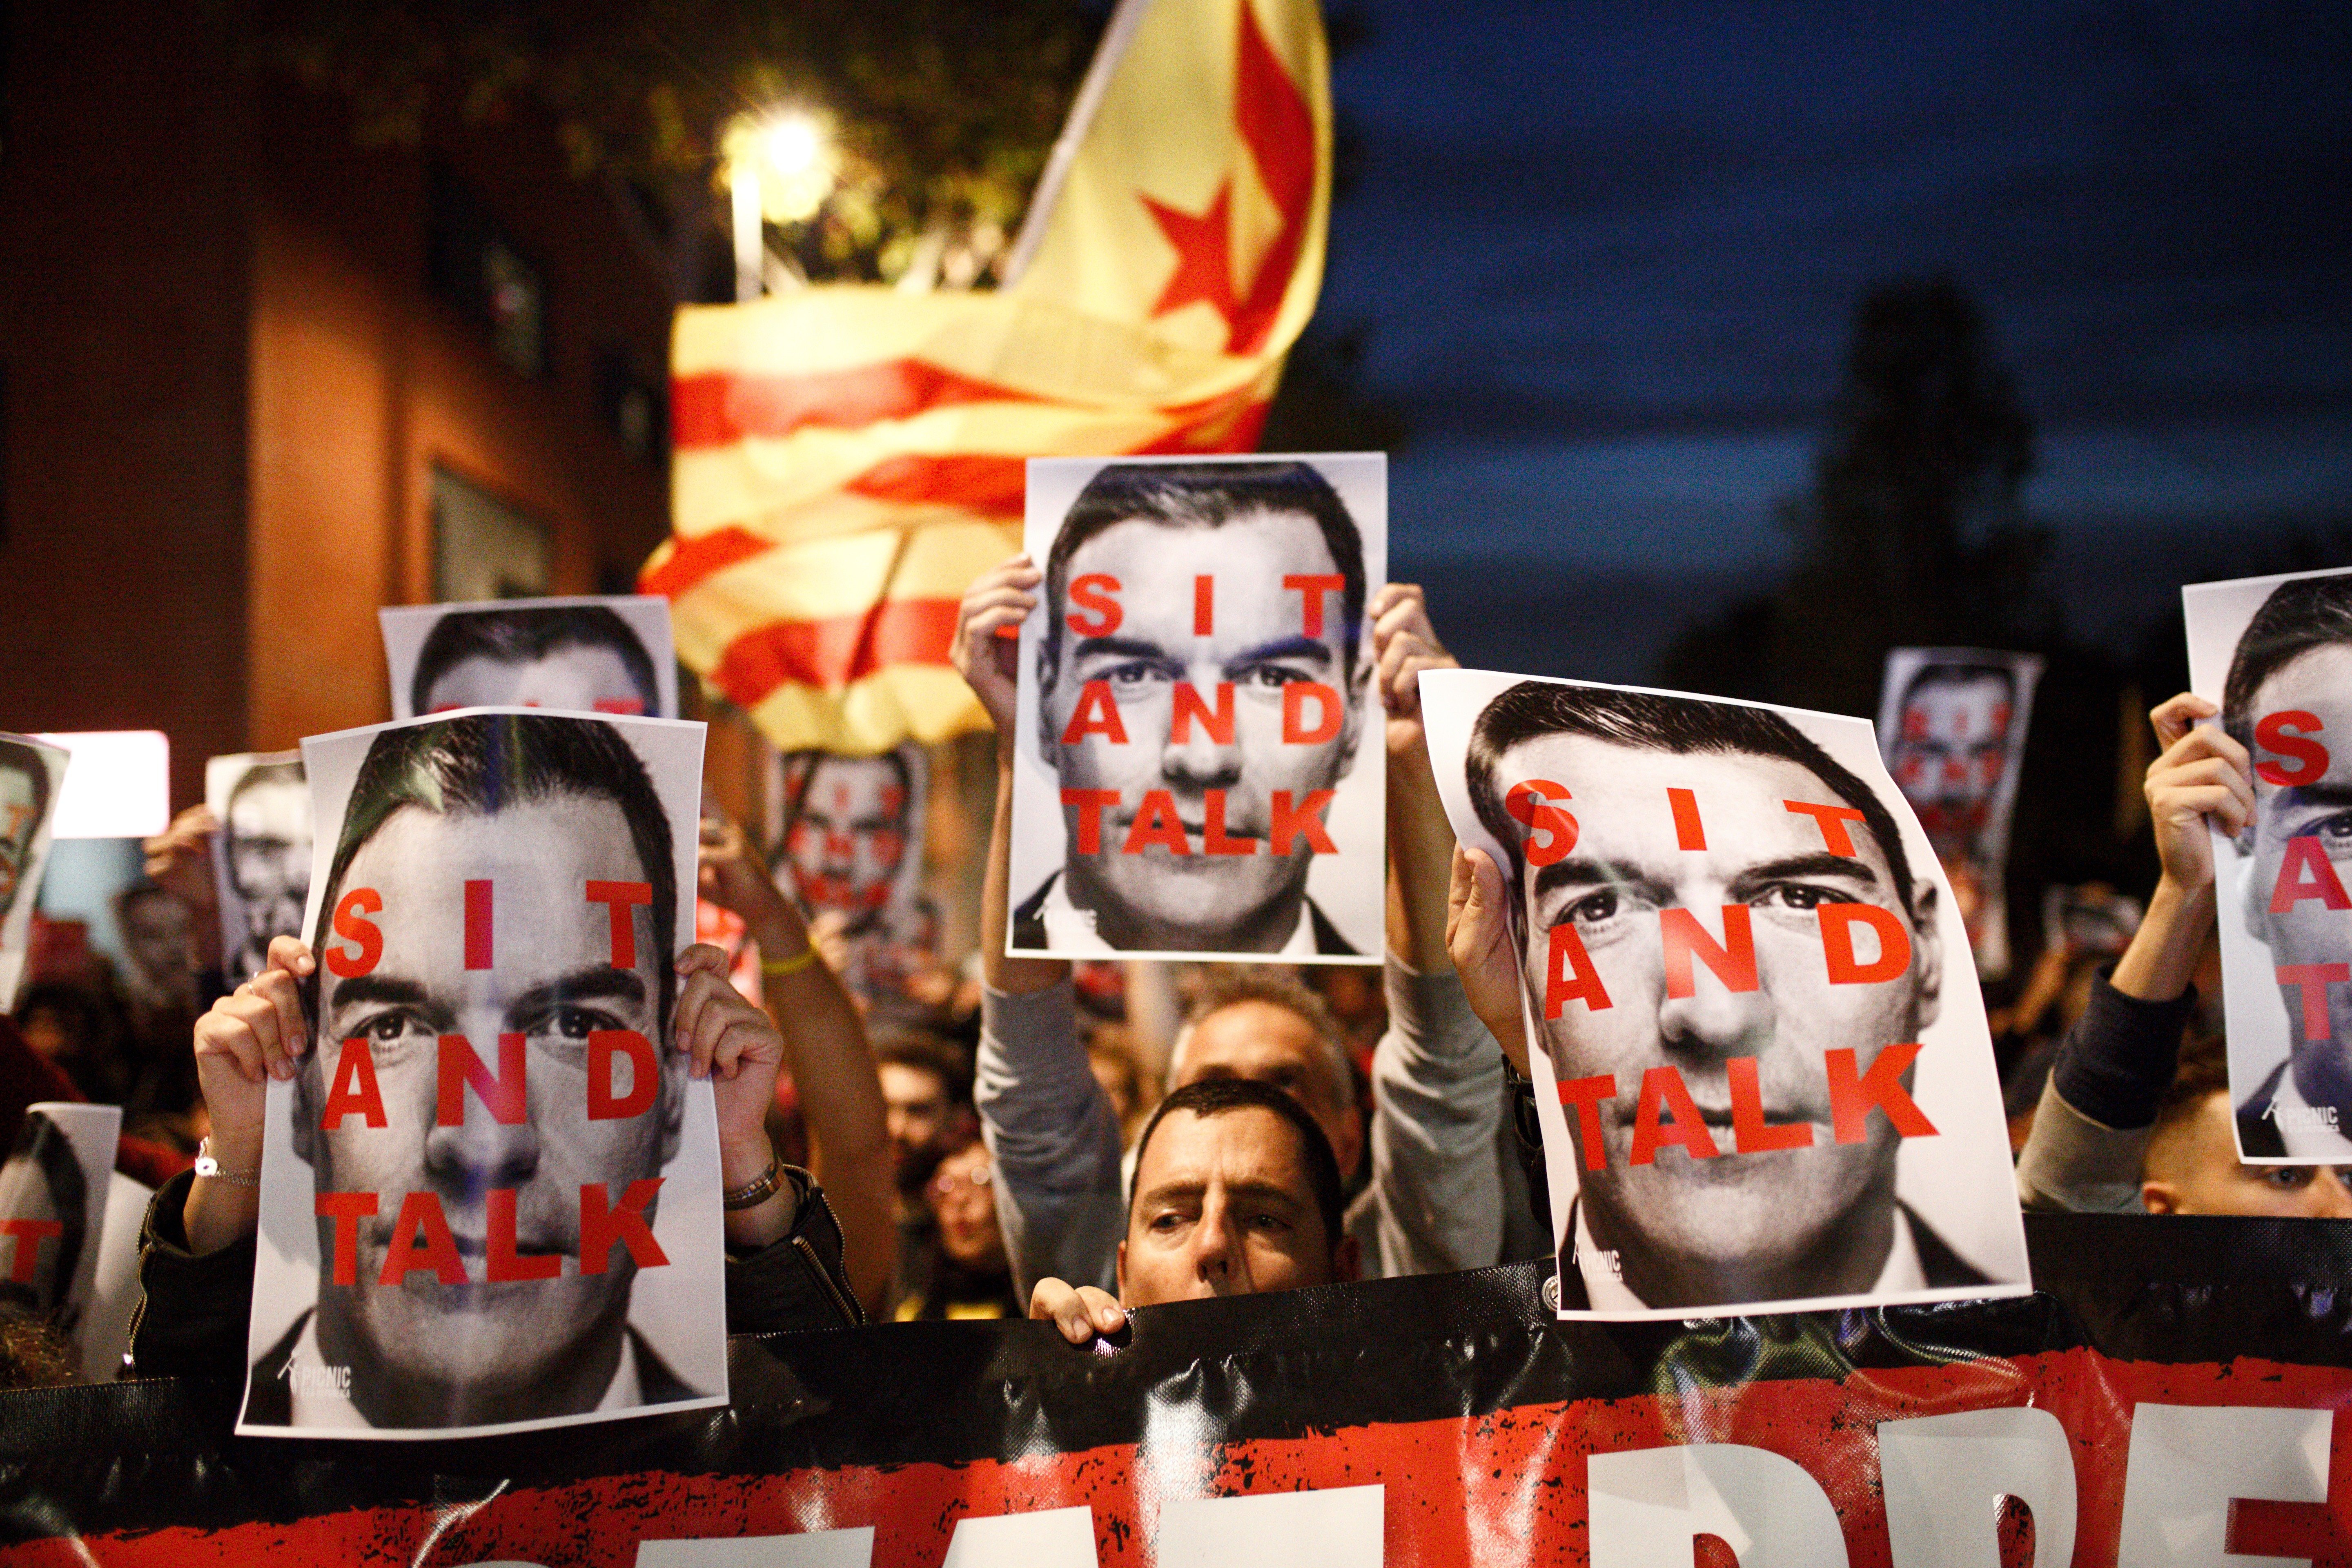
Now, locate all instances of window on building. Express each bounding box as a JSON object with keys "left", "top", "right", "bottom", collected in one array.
[{"left": 431, "top": 465, "right": 551, "bottom": 601}]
